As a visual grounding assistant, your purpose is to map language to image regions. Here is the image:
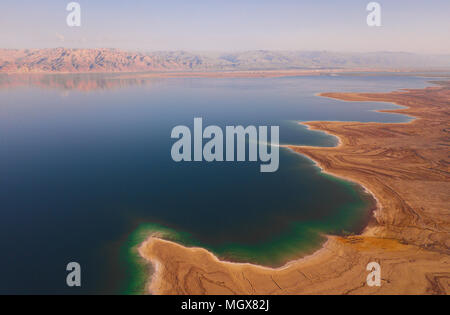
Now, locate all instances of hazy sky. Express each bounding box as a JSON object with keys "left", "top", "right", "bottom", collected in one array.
[{"left": 1, "top": 0, "right": 449, "bottom": 53}]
